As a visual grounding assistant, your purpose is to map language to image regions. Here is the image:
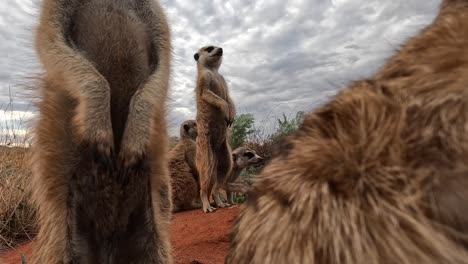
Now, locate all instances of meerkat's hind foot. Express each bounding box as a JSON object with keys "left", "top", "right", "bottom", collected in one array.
[
  {"left": 203, "top": 204, "right": 216, "bottom": 213},
  {"left": 204, "top": 207, "right": 216, "bottom": 213}
]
